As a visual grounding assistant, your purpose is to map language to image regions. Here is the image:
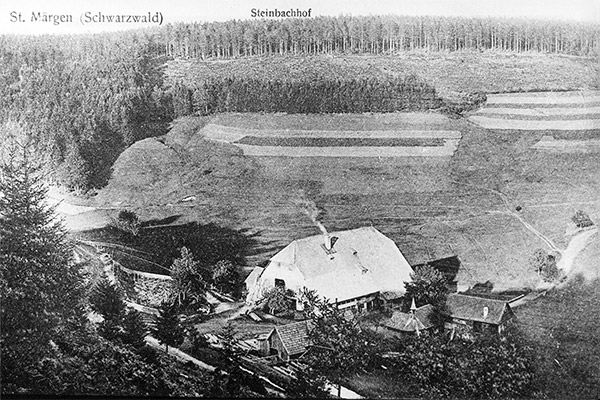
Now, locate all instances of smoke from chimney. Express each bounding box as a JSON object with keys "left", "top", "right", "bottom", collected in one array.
[{"left": 297, "top": 197, "right": 328, "bottom": 235}]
